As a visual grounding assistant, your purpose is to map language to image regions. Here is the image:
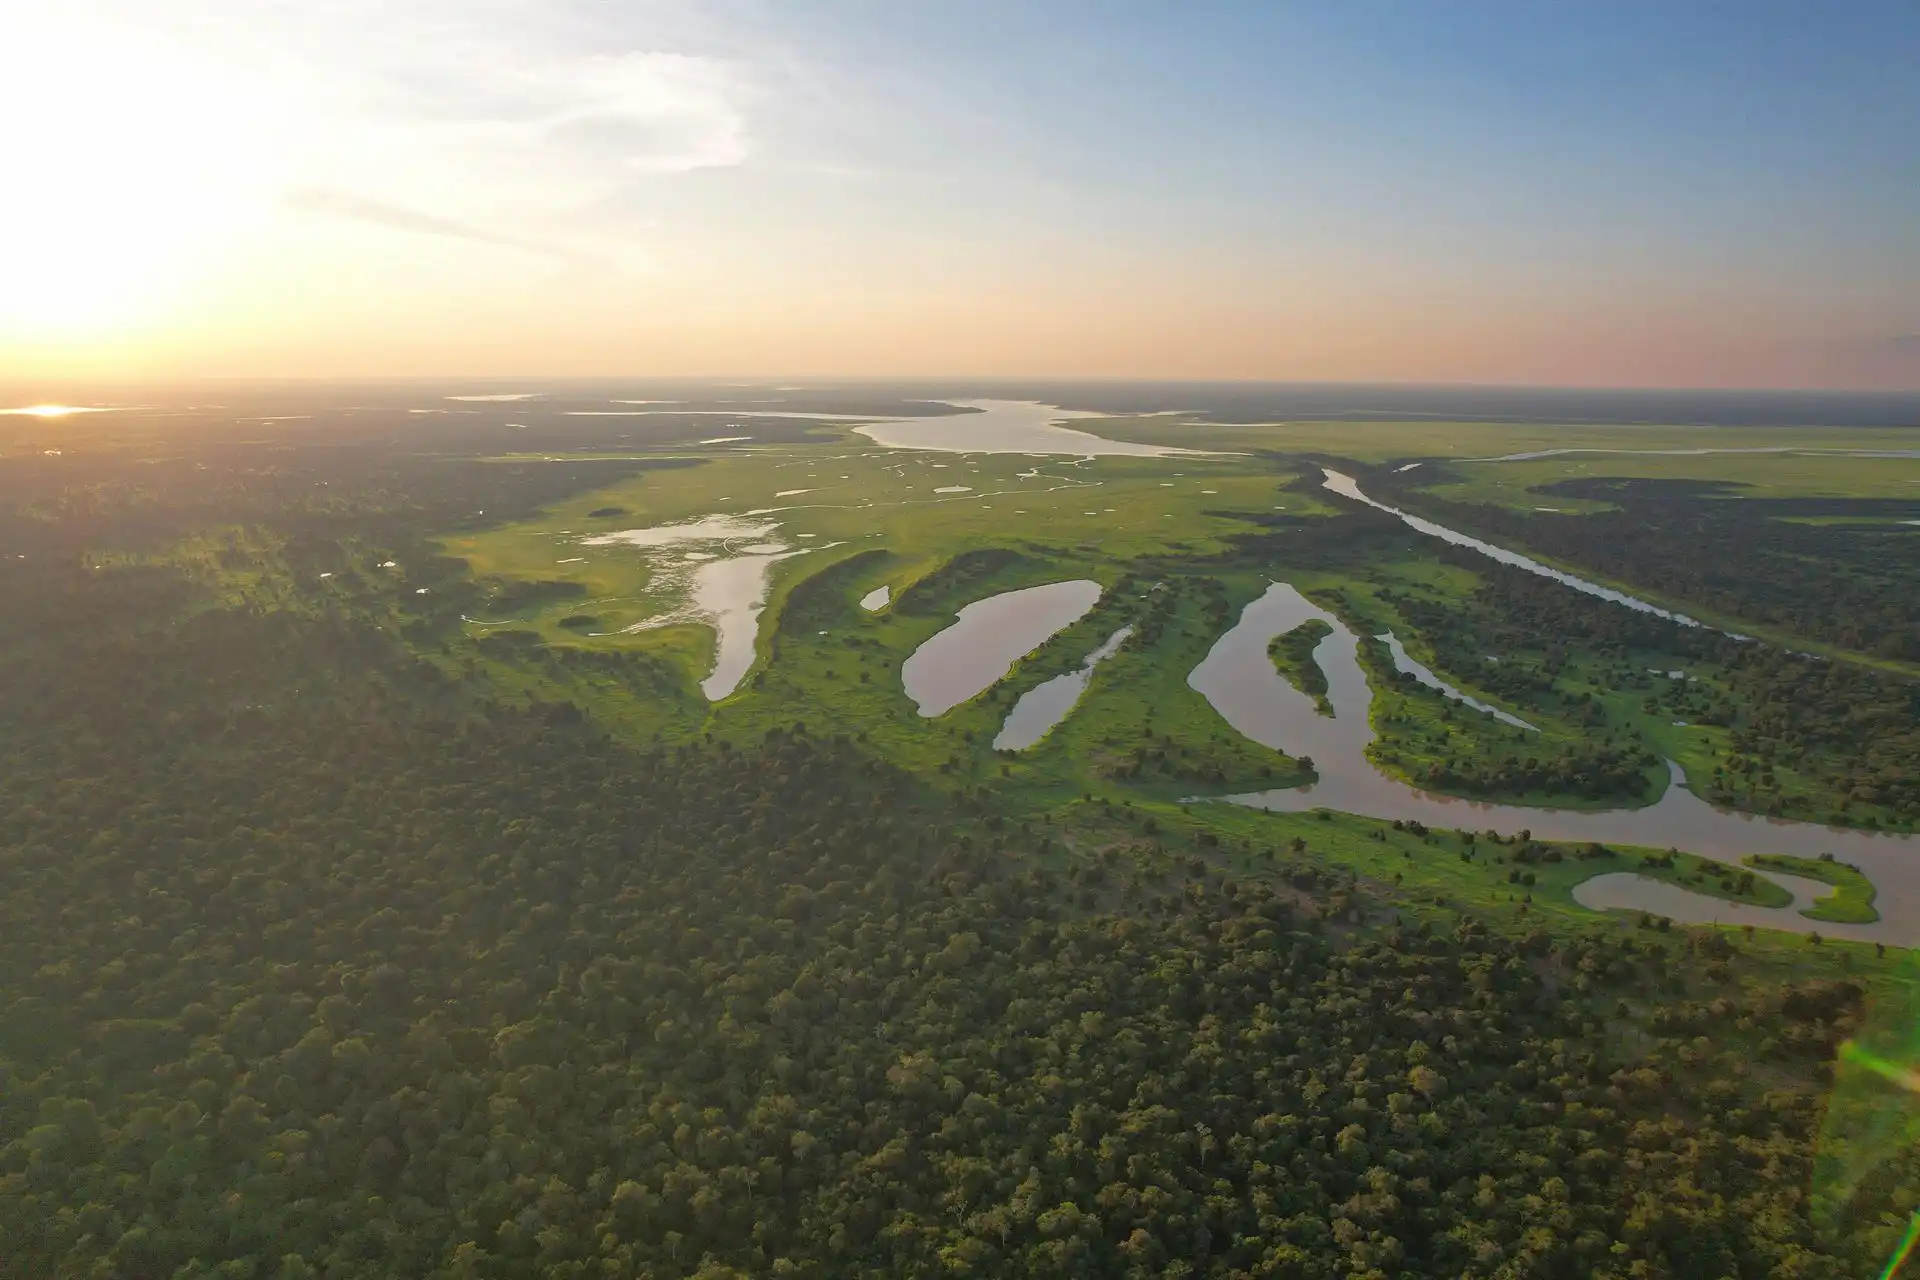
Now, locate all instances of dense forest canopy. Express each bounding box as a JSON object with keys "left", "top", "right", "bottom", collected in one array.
[
  {"left": 1380, "top": 472, "right": 1920, "bottom": 663},
  {"left": 2, "top": 406, "right": 1917, "bottom": 1278}
]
